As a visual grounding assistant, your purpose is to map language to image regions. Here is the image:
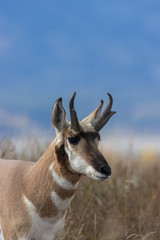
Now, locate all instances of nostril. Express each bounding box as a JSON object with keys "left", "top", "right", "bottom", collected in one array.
[{"left": 100, "top": 166, "right": 111, "bottom": 176}]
